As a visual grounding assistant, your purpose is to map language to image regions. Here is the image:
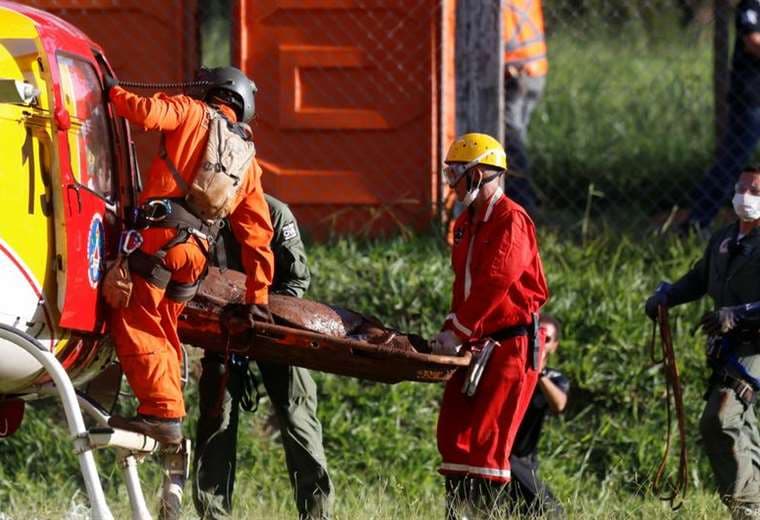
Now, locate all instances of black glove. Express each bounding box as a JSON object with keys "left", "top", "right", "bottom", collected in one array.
[
  {"left": 699, "top": 306, "right": 743, "bottom": 336},
  {"left": 220, "top": 303, "right": 274, "bottom": 335},
  {"left": 102, "top": 73, "right": 119, "bottom": 97},
  {"left": 645, "top": 292, "right": 668, "bottom": 321}
]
